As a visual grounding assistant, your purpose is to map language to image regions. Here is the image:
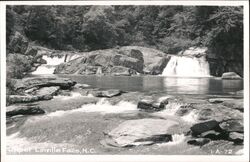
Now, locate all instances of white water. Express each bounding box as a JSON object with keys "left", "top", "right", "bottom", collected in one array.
[
  {"left": 32, "top": 55, "right": 65, "bottom": 75},
  {"left": 161, "top": 56, "right": 210, "bottom": 77},
  {"left": 32, "top": 54, "right": 81, "bottom": 75},
  {"left": 157, "top": 134, "right": 186, "bottom": 146}
]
